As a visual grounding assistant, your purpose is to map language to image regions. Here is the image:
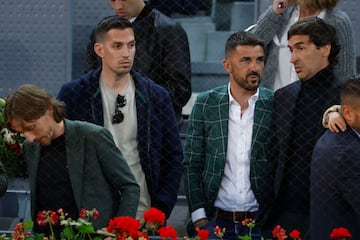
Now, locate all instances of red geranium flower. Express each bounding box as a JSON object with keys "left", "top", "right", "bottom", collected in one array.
[
  {"left": 79, "top": 208, "right": 100, "bottom": 220},
  {"left": 107, "top": 216, "right": 140, "bottom": 239},
  {"left": 330, "top": 227, "right": 352, "bottom": 240},
  {"left": 143, "top": 207, "right": 166, "bottom": 231},
  {"left": 36, "top": 210, "right": 59, "bottom": 226},
  {"left": 272, "top": 225, "right": 288, "bottom": 240},
  {"left": 158, "top": 225, "right": 177, "bottom": 240},
  {"left": 289, "top": 229, "right": 301, "bottom": 240},
  {"left": 11, "top": 222, "right": 31, "bottom": 240},
  {"left": 213, "top": 225, "right": 225, "bottom": 239},
  {"left": 195, "top": 227, "right": 209, "bottom": 240}
]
